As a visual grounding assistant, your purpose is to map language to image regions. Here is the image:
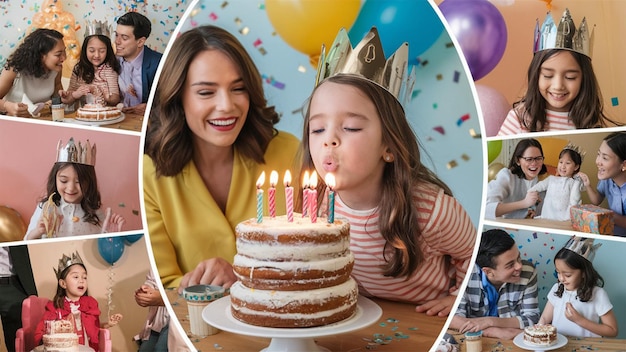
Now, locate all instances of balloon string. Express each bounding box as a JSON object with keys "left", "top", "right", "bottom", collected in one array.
[{"left": 540, "top": 0, "right": 552, "bottom": 11}]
